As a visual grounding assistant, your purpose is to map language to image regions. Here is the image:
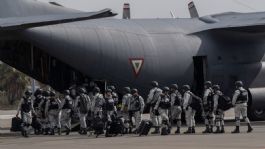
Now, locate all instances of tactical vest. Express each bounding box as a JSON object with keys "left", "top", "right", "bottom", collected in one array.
[
  {"left": 112, "top": 92, "right": 119, "bottom": 105},
  {"left": 130, "top": 96, "right": 141, "bottom": 112},
  {"left": 49, "top": 98, "right": 59, "bottom": 110},
  {"left": 33, "top": 96, "right": 42, "bottom": 109},
  {"left": 62, "top": 96, "right": 73, "bottom": 109},
  {"left": 105, "top": 97, "right": 115, "bottom": 111},
  {"left": 95, "top": 95, "right": 104, "bottom": 108},
  {"left": 205, "top": 89, "right": 214, "bottom": 112},
  {"left": 21, "top": 97, "right": 32, "bottom": 113},
  {"left": 79, "top": 94, "right": 89, "bottom": 114},
  {"left": 41, "top": 98, "right": 47, "bottom": 111},
  {"left": 159, "top": 95, "right": 171, "bottom": 109},
  {"left": 173, "top": 92, "right": 182, "bottom": 106},
  {"left": 237, "top": 89, "right": 248, "bottom": 103}
]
